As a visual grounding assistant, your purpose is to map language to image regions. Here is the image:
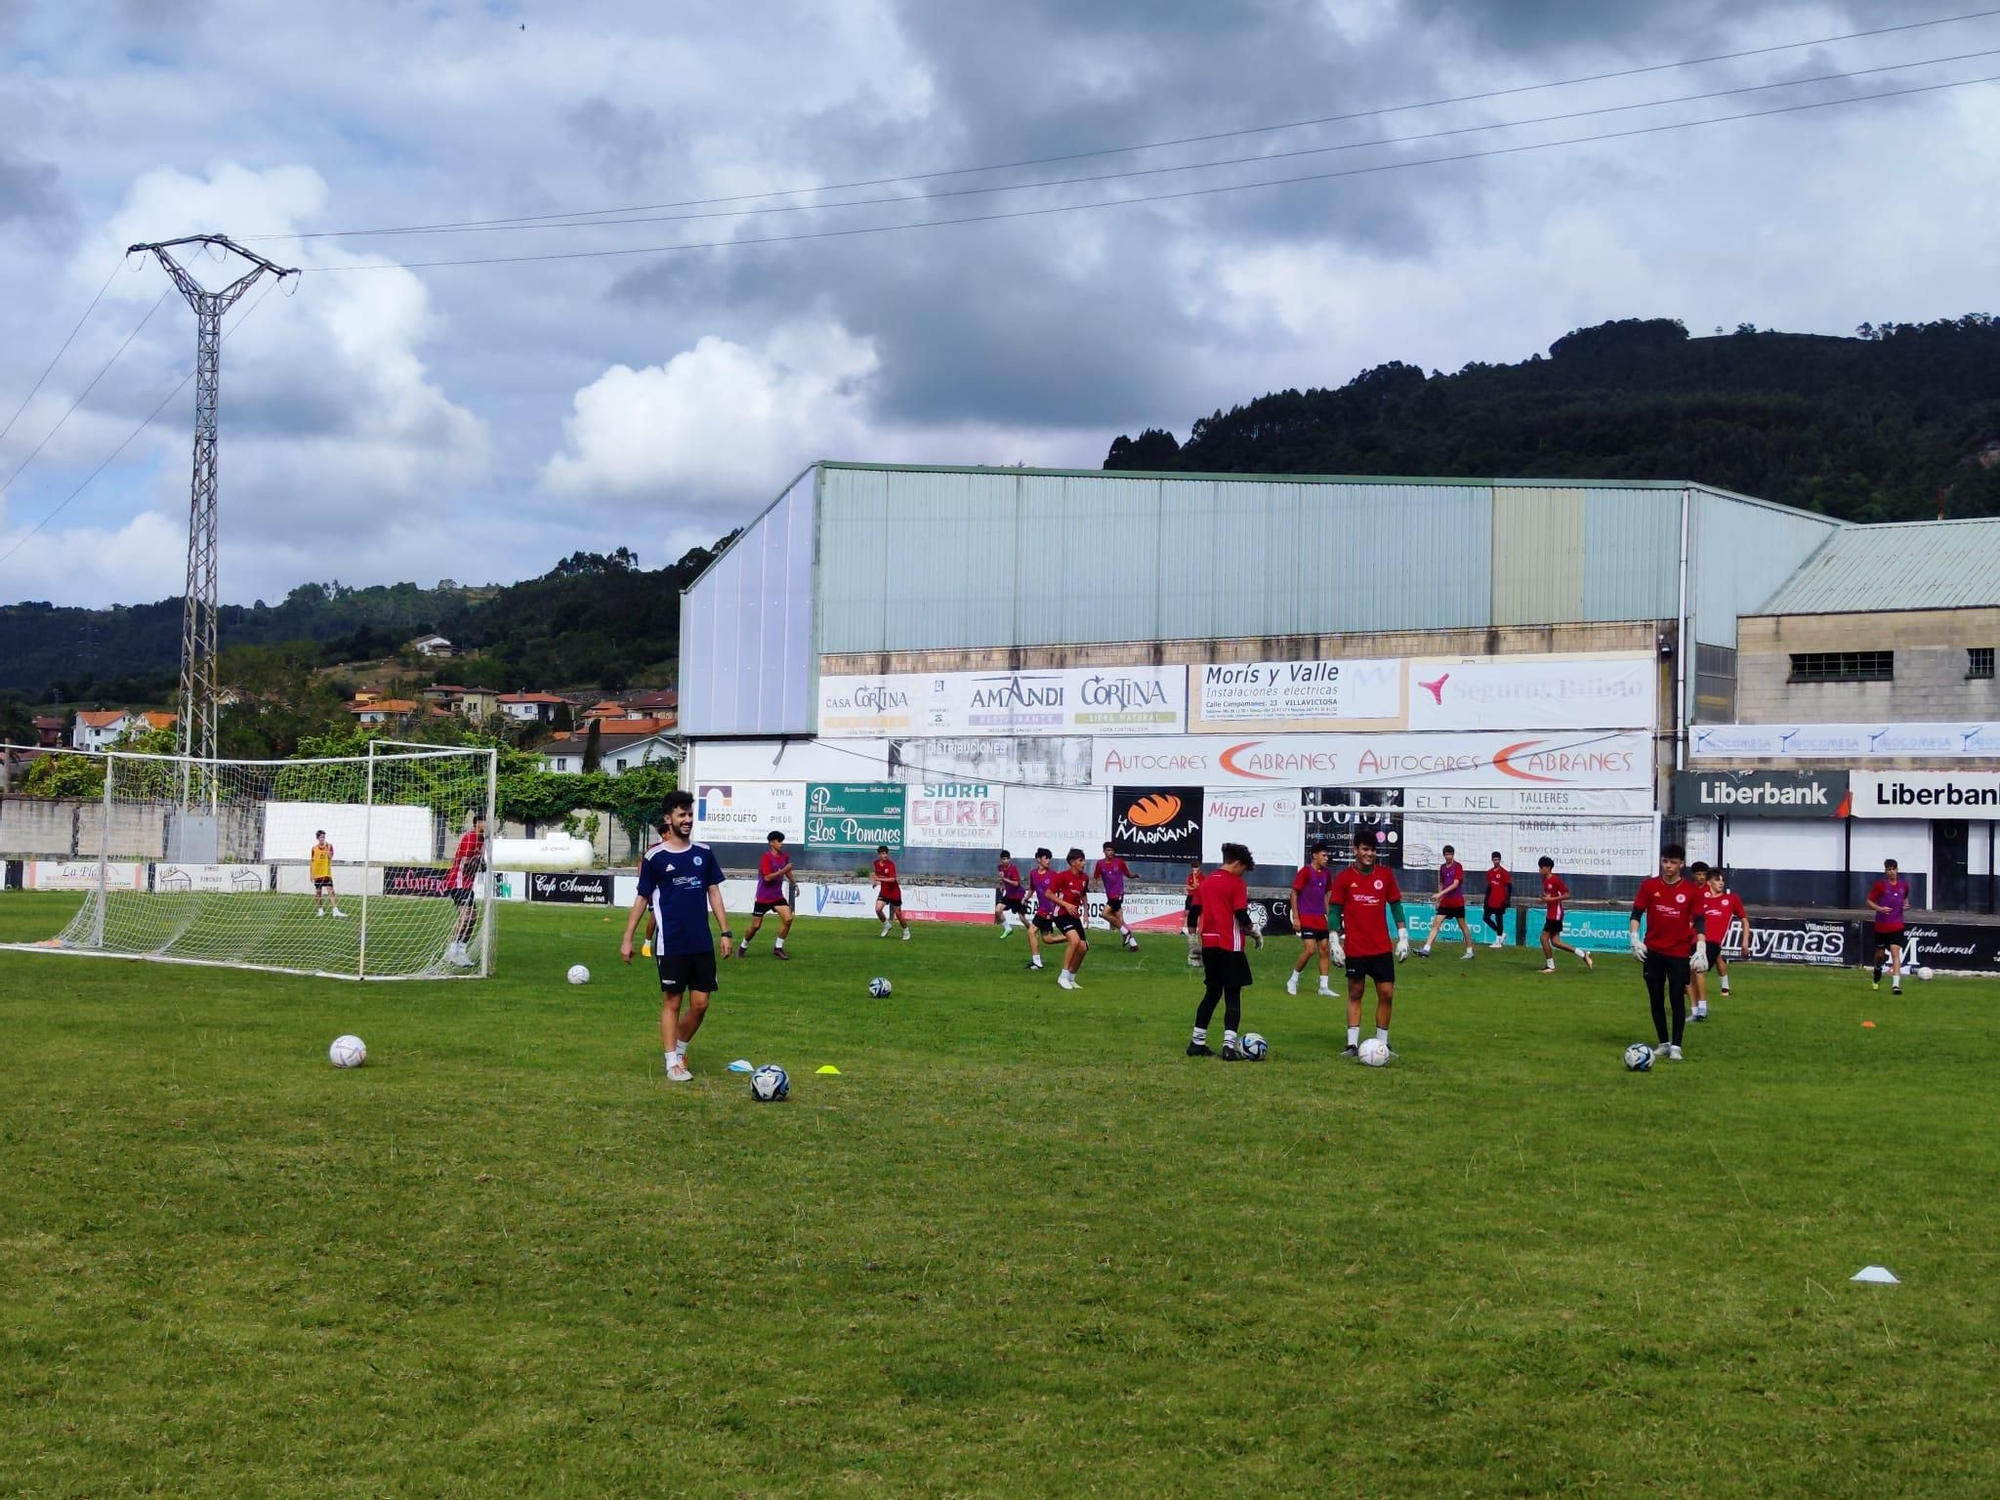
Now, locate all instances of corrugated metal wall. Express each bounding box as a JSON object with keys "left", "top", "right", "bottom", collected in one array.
[
  {"left": 679, "top": 468, "right": 818, "bottom": 736},
  {"left": 1687, "top": 487, "right": 1841, "bottom": 649}
]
